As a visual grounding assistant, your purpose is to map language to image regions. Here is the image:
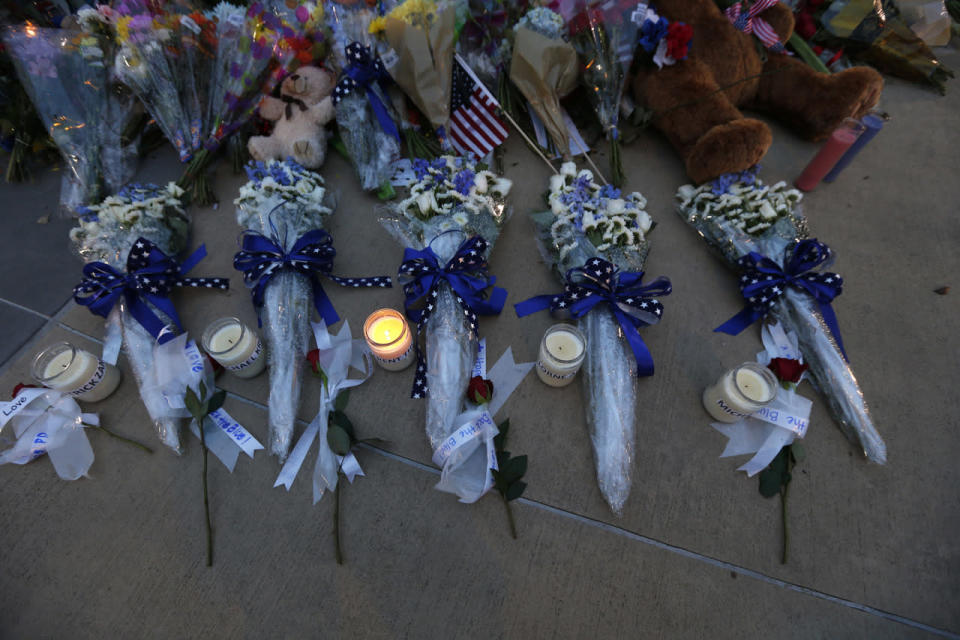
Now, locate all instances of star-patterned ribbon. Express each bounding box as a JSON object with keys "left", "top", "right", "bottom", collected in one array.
[
  {"left": 725, "top": 0, "right": 786, "bottom": 53},
  {"left": 514, "top": 258, "right": 672, "bottom": 376},
  {"left": 233, "top": 229, "right": 391, "bottom": 327},
  {"left": 74, "top": 238, "right": 228, "bottom": 344},
  {"left": 714, "top": 238, "right": 847, "bottom": 360},
  {"left": 332, "top": 42, "right": 401, "bottom": 144},
  {"left": 398, "top": 236, "right": 507, "bottom": 399}
]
